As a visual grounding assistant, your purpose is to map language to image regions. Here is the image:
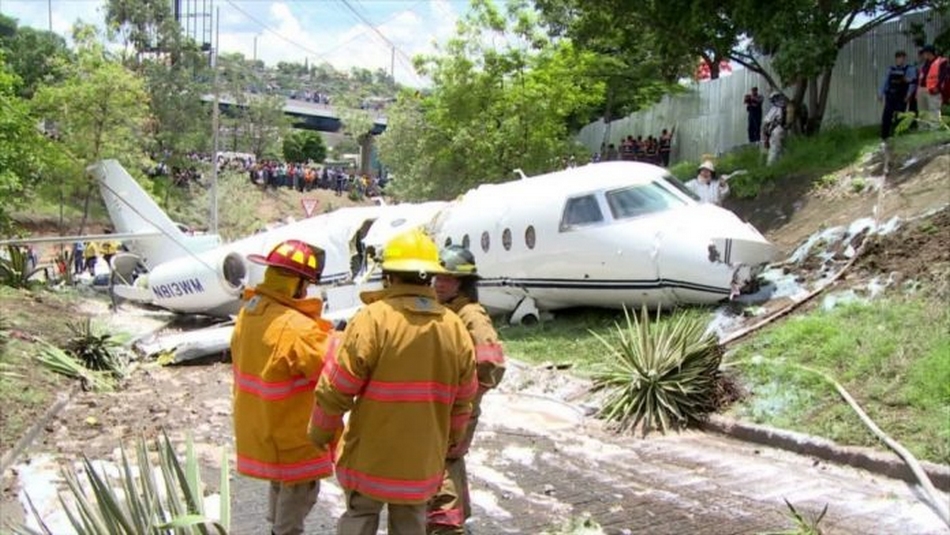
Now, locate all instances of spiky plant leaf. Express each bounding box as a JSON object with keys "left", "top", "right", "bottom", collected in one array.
[
  {"left": 16, "top": 432, "right": 229, "bottom": 535},
  {"left": 590, "top": 306, "right": 723, "bottom": 435}
]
